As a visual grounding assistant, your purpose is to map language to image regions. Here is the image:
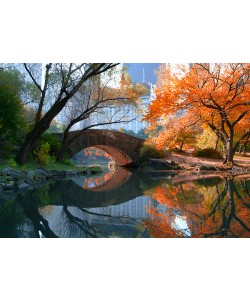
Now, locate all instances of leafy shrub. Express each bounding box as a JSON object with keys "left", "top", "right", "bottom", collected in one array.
[
  {"left": 34, "top": 143, "right": 50, "bottom": 165},
  {"left": 21, "top": 165, "right": 28, "bottom": 171},
  {"left": 193, "top": 148, "right": 223, "bottom": 159},
  {"left": 47, "top": 155, "right": 56, "bottom": 164},
  {"left": 140, "top": 145, "right": 165, "bottom": 163},
  {"left": 7, "top": 158, "right": 18, "bottom": 168},
  {"left": 40, "top": 133, "right": 61, "bottom": 157},
  {"left": 63, "top": 159, "right": 74, "bottom": 166}
]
